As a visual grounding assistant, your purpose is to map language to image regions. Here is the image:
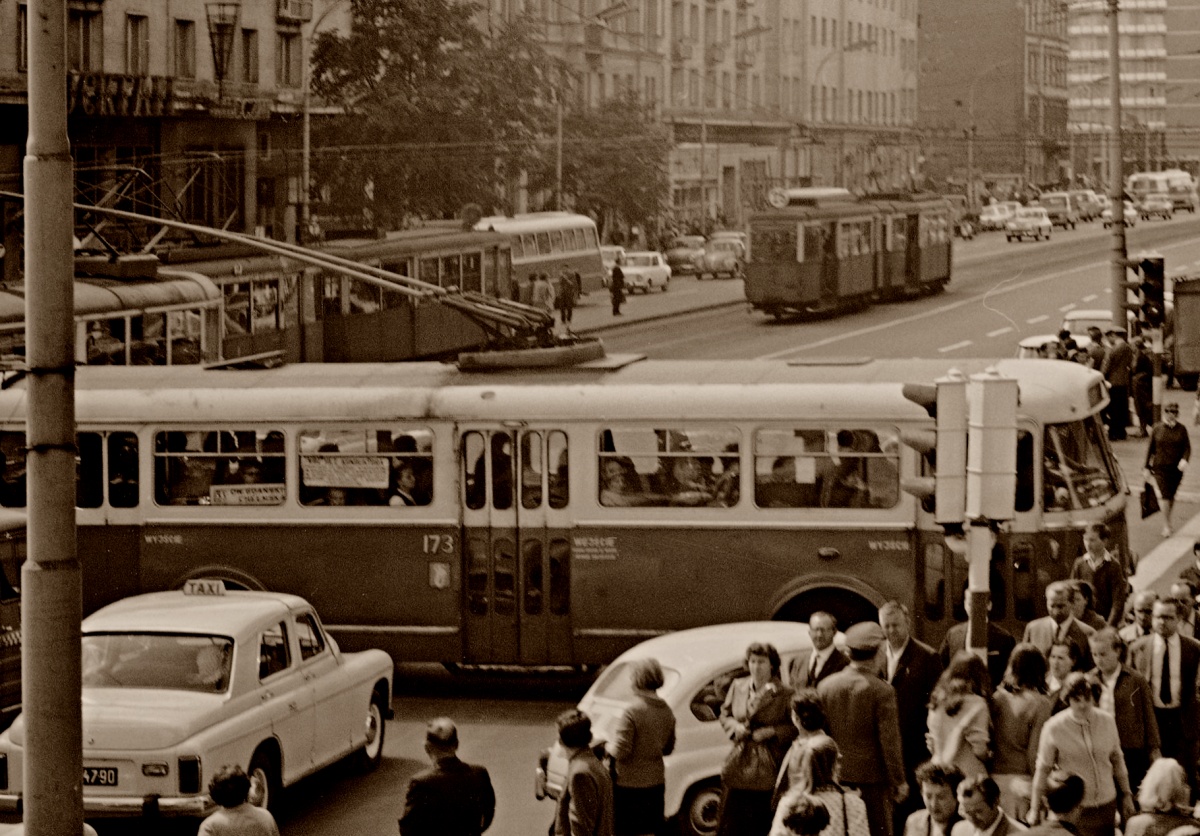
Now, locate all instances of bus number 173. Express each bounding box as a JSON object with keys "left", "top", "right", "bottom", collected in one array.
[{"left": 422, "top": 534, "right": 454, "bottom": 554}]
